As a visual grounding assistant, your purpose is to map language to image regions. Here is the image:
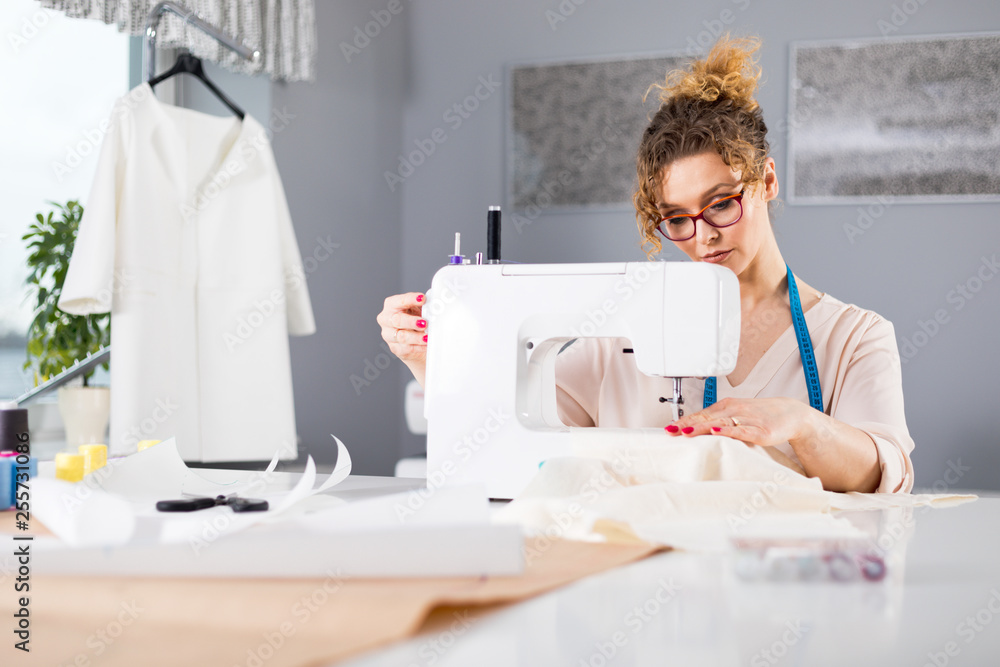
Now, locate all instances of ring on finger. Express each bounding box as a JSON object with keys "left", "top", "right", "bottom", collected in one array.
[
  {"left": 393, "top": 328, "right": 399, "bottom": 343},
  {"left": 731, "top": 416, "right": 741, "bottom": 427}
]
